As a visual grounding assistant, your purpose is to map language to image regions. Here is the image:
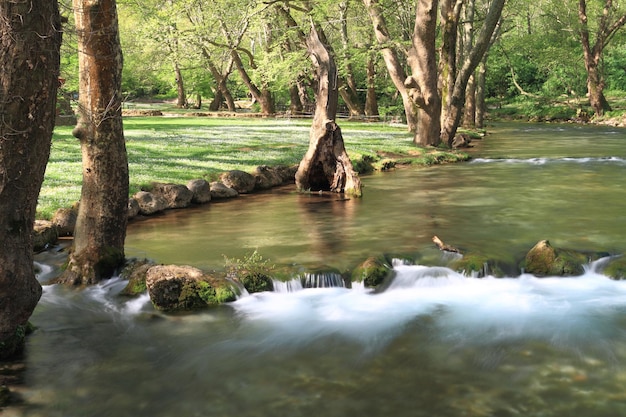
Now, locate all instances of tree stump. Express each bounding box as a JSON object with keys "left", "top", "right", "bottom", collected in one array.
[{"left": 294, "top": 22, "right": 362, "bottom": 197}]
